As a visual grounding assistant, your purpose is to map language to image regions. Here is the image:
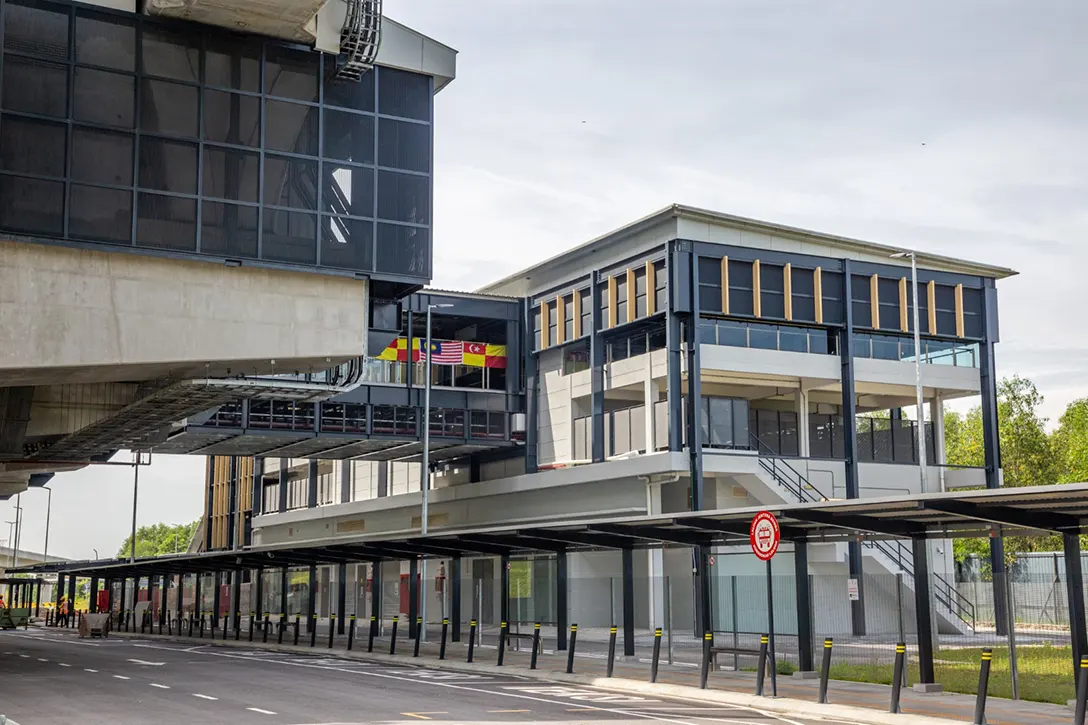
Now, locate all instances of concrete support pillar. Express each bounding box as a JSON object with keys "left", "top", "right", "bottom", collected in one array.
[
  {"left": 643, "top": 359, "right": 657, "bottom": 453},
  {"left": 795, "top": 386, "right": 811, "bottom": 458}
]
